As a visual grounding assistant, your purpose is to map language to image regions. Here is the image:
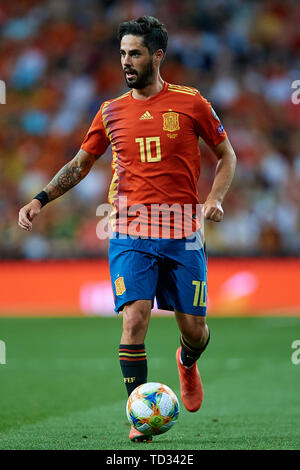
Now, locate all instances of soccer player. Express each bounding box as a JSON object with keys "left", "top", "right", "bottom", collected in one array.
[{"left": 18, "top": 16, "right": 236, "bottom": 442}]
